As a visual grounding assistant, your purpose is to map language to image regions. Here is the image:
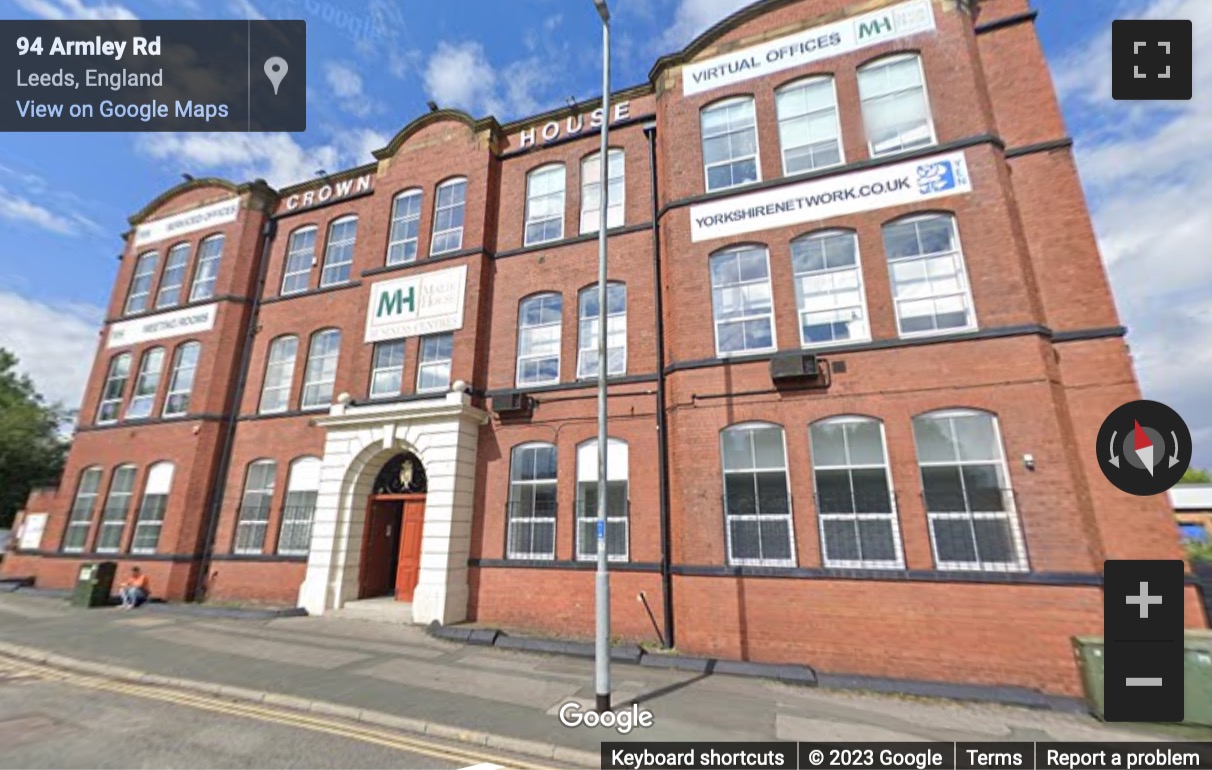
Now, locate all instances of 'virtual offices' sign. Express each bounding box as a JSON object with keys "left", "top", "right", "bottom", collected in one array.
[{"left": 365, "top": 265, "right": 468, "bottom": 343}]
